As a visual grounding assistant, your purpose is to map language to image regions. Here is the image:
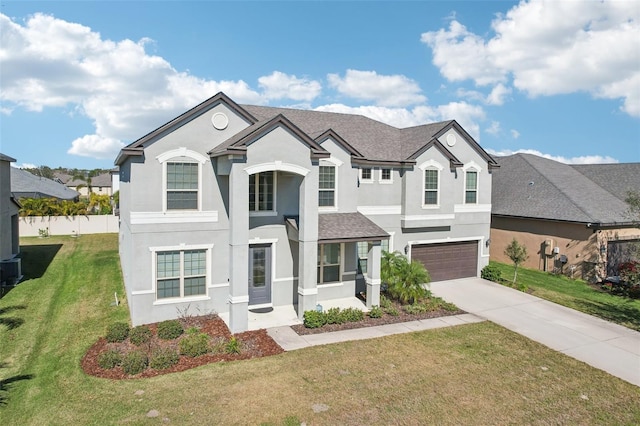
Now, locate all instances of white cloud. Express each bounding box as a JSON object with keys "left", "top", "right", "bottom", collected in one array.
[
  {"left": 0, "top": 13, "right": 279, "bottom": 160},
  {"left": 68, "top": 134, "right": 125, "bottom": 159},
  {"left": 11, "top": 163, "right": 38, "bottom": 169},
  {"left": 486, "top": 121, "right": 501, "bottom": 135},
  {"left": 510, "top": 129, "right": 520, "bottom": 139},
  {"left": 327, "top": 69, "right": 426, "bottom": 107},
  {"left": 421, "top": 1, "right": 640, "bottom": 117},
  {"left": 486, "top": 148, "right": 618, "bottom": 164},
  {"left": 316, "top": 101, "right": 485, "bottom": 140},
  {"left": 486, "top": 83, "right": 511, "bottom": 106},
  {"left": 258, "top": 71, "right": 321, "bottom": 102}
]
